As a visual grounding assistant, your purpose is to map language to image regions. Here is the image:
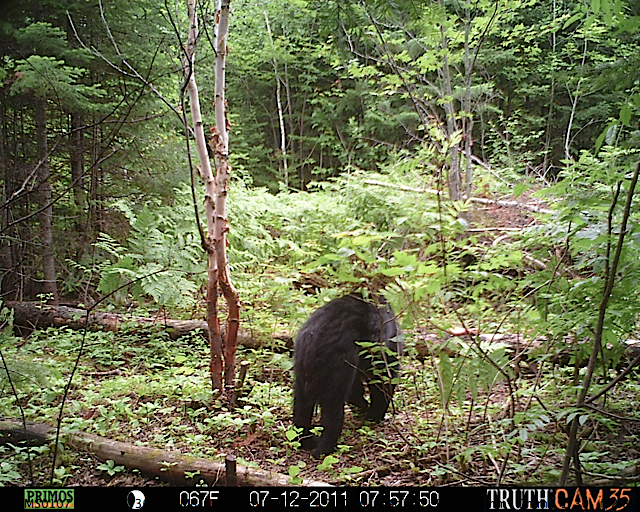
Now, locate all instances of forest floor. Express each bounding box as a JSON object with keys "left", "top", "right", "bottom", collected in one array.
[
  {"left": 11, "top": 352, "right": 640, "bottom": 488},
  {"left": 4, "top": 199, "right": 640, "bottom": 488}
]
